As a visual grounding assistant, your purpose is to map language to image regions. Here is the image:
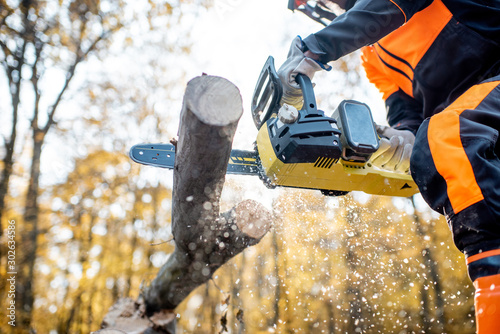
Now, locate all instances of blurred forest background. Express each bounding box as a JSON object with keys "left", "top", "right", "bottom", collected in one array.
[{"left": 0, "top": 0, "right": 475, "bottom": 333}]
